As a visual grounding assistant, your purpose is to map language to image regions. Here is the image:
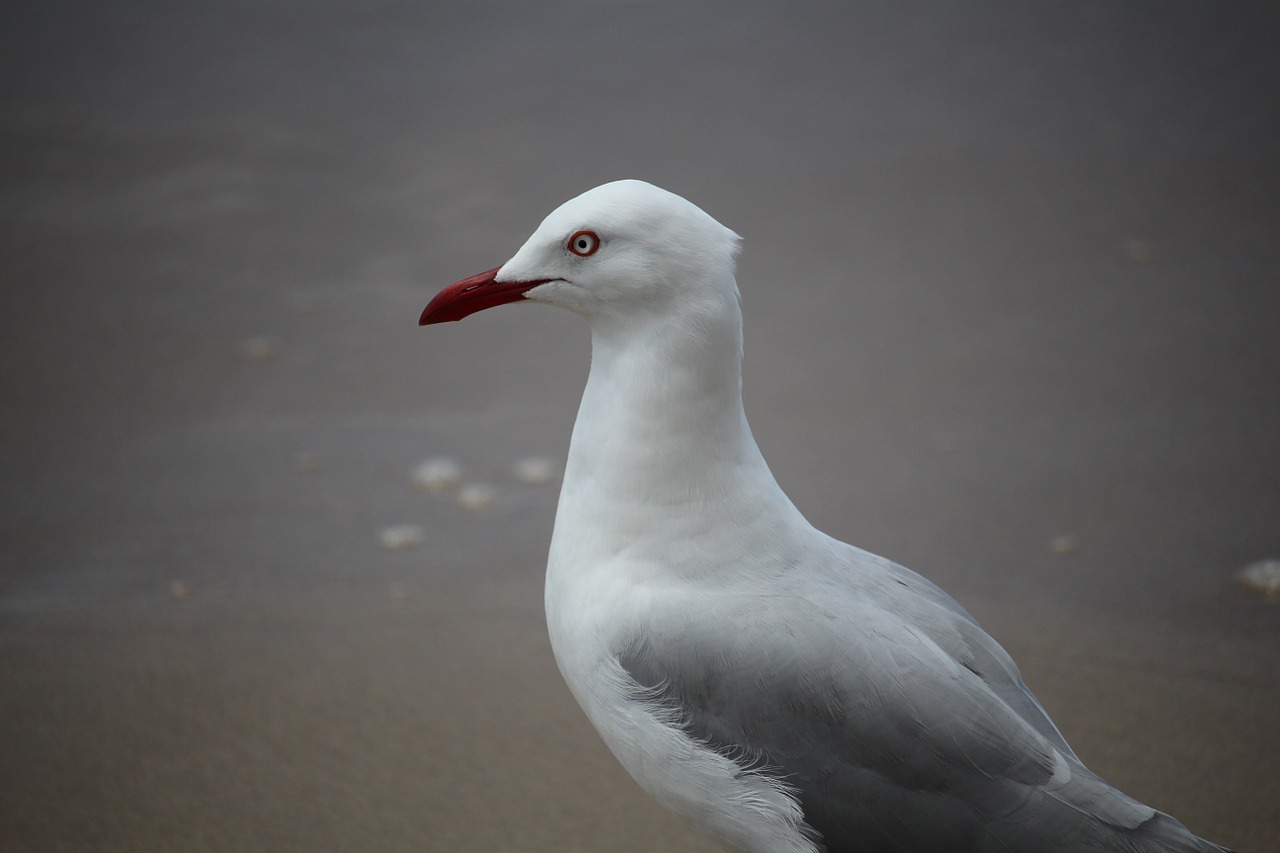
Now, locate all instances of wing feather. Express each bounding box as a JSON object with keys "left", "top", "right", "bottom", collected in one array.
[{"left": 617, "top": 554, "right": 1228, "bottom": 853}]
